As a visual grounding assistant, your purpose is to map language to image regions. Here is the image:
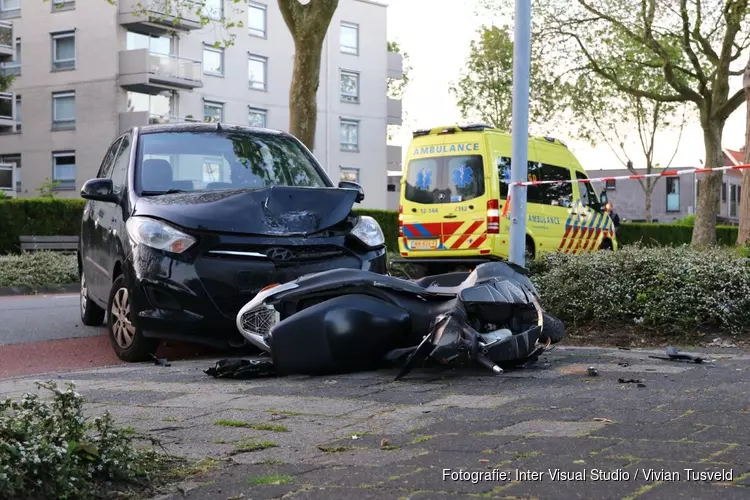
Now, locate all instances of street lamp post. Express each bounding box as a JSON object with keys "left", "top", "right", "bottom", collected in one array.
[{"left": 508, "top": 0, "right": 531, "bottom": 266}]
